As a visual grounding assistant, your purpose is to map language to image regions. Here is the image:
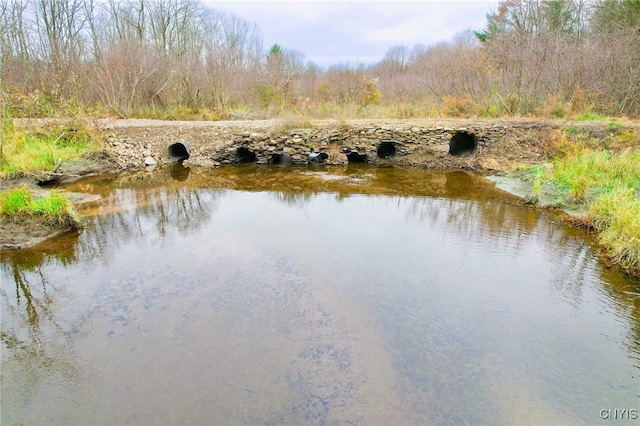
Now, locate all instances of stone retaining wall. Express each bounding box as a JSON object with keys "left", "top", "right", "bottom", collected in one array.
[
  {"left": 101, "top": 119, "right": 512, "bottom": 168},
  {"left": 212, "top": 123, "right": 507, "bottom": 165}
]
